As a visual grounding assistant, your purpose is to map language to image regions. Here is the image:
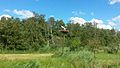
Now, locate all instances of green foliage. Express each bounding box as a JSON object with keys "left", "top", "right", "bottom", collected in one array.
[
  {"left": 105, "top": 43, "right": 119, "bottom": 54},
  {"left": 0, "top": 12, "right": 120, "bottom": 68},
  {"left": 66, "top": 37, "right": 81, "bottom": 51},
  {"left": 71, "top": 38, "right": 81, "bottom": 48},
  {"left": 0, "top": 12, "right": 120, "bottom": 54}
]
